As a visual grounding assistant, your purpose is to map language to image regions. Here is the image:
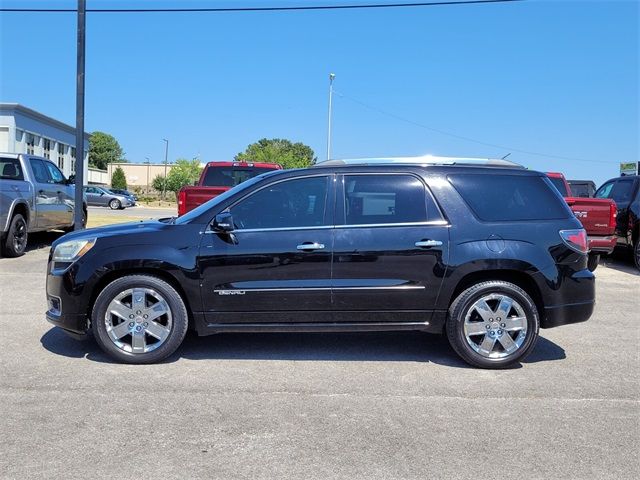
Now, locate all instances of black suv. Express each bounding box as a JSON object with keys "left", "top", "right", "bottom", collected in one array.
[
  {"left": 595, "top": 175, "right": 640, "bottom": 270},
  {"left": 45, "top": 157, "right": 595, "bottom": 368}
]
